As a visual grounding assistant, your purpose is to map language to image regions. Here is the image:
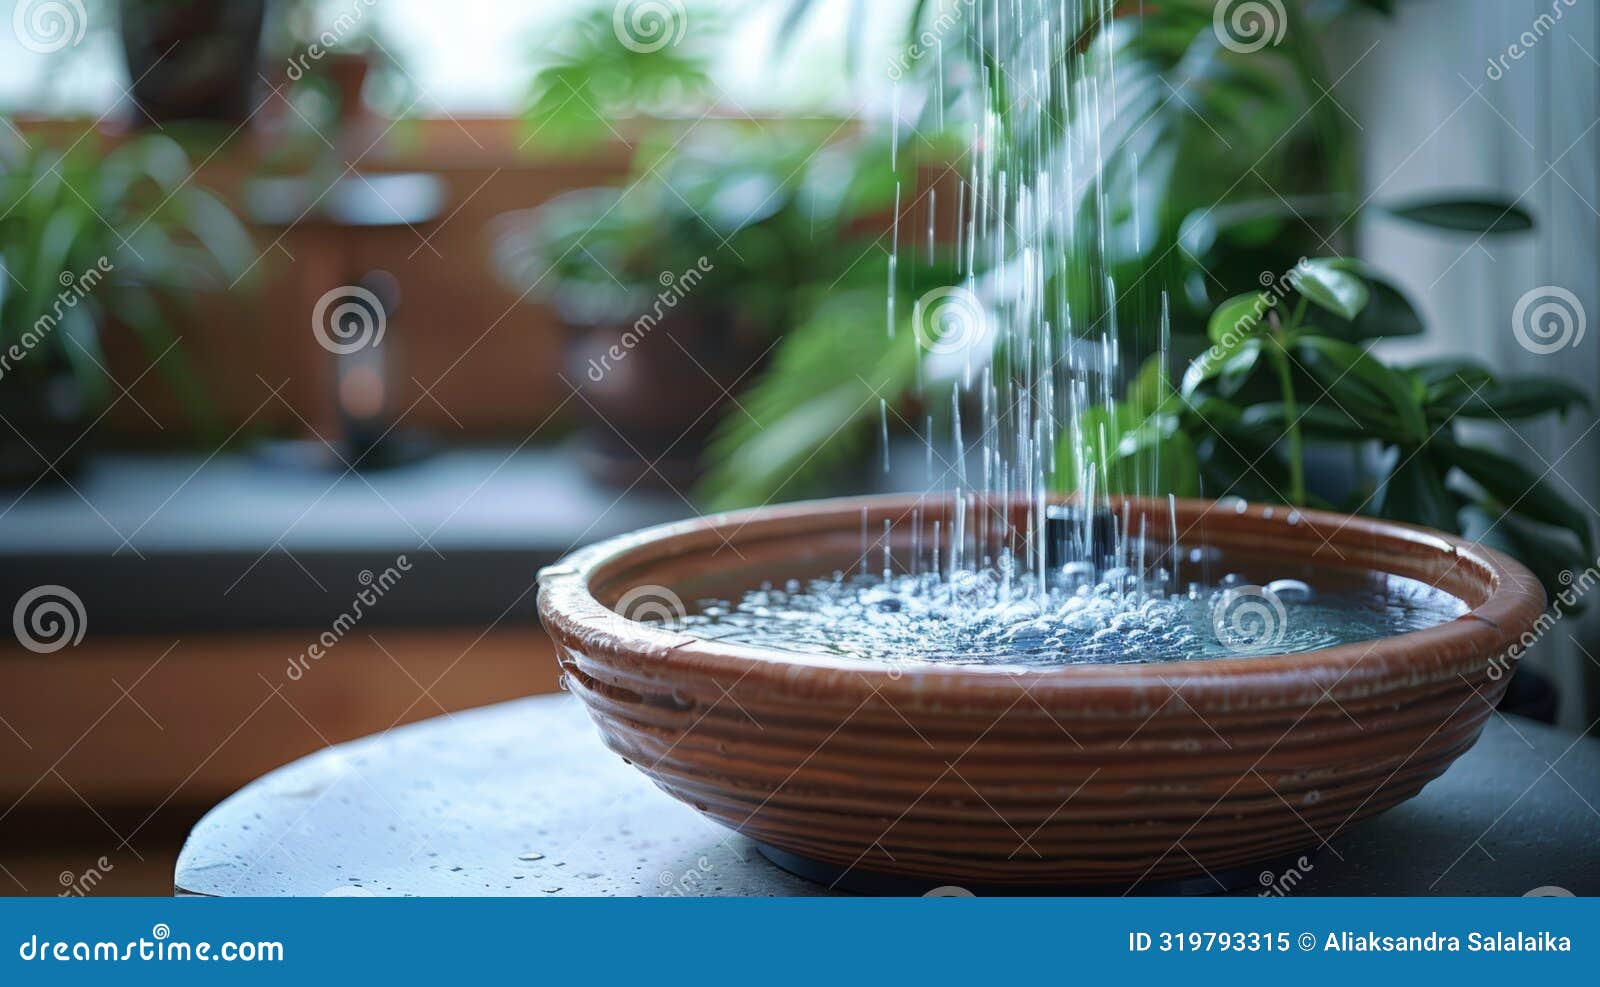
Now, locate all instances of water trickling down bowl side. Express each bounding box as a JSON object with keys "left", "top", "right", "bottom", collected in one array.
[{"left": 537, "top": 495, "right": 1546, "bottom": 888}]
